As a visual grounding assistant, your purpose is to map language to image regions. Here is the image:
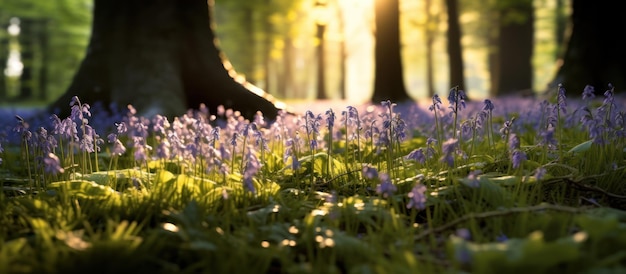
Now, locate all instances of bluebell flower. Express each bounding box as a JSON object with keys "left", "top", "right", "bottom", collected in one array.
[
  {"left": 511, "top": 150, "right": 527, "bottom": 169},
  {"left": 582, "top": 85, "right": 595, "bottom": 100},
  {"left": 499, "top": 117, "right": 515, "bottom": 139},
  {"left": 14, "top": 115, "right": 29, "bottom": 135},
  {"left": 405, "top": 148, "right": 426, "bottom": 164},
  {"left": 534, "top": 167, "right": 547, "bottom": 180},
  {"left": 43, "top": 153, "right": 64, "bottom": 175},
  {"left": 466, "top": 170, "right": 482, "bottom": 188},
  {"left": 50, "top": 114, "right": 62, "bottom": 135},
  {"left": 376, "top": 173, "right": 397, "bottom": 198},
  {"left": 362, "top": 165, "right": 379, "bottom": 179},
  {"left": 483, "top": 99, "right": 494, "bottom": 112},
  {"left": 243, "top": 146, "right": 260, "bottom": 194},
  {"left": 134, "top": 144, "right": 148, "bottom": 163},
  {"left": 393, "top": 115, "right": 407, "bottom": 142},
  {"left": 230, "top": 132, "right": 240, "bottom": 147},
  {"left": 152, "top": 115, "right": 170, "bottom": 136},
  {"left": 156, "top": 138, "right": 170, "bottom": 159},
  {"left": 448, "top": 87, "right": 466, "bottom": 112},
  {"left": 440, "top": 138, "right": 458, "bottom": 167},
  {"left": 346, "top": 106, "right": 360, "bottom": 127},
  {"left": 496, "top": 233, "right": 509, "bottom": 242},
  {"left": 508, "top": 133, "right": 520, "bottom": 152},
  {"left": 456, "top": 228, "right": 471, "bottom": 240},
  {"left": 111, "top": 139, "right": 126, "bottom": 156},
  {"left": 326, "top": 109, "right": 336, "bottom": 131},
  {"left": 429, "top": 94, "right": 442, "bottom": 112},
  {"left": 540, "top": 128, "right": 556, "bottom": 147},
  {"left": 407, "top": 184, "right": 427, "bottom": 210}
]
